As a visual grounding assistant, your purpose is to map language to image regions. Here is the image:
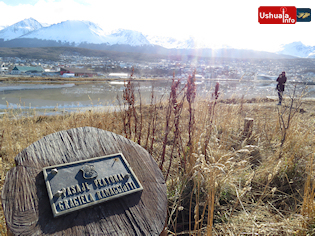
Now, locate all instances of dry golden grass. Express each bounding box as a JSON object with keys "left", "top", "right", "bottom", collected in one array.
[{"left": 0, "top": 81, "right": 314, "bottom": 235}]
